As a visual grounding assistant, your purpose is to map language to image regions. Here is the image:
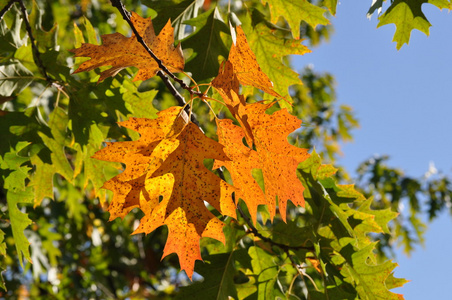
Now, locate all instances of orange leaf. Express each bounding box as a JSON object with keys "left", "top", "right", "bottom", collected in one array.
[
  {"left": 215, "top": 103, "right": 309, "bottom": 222},
  {"left": 212, "top": 61, "right": 254, "bottom": 145},
  {"left": 70, "top": 12, "right": 184, "bottom": 82},
  {"left": 214, "top": 118, "right": 268, "bottom": 224},
  {"left": 93, "top": 107, "right": 237, "bottom": 279},
  {"left": 229, "top": 26, "right": 280, "bottom": 98},
  {"left": 246, "top": 103, "right": 309, "bottom": 221}
]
